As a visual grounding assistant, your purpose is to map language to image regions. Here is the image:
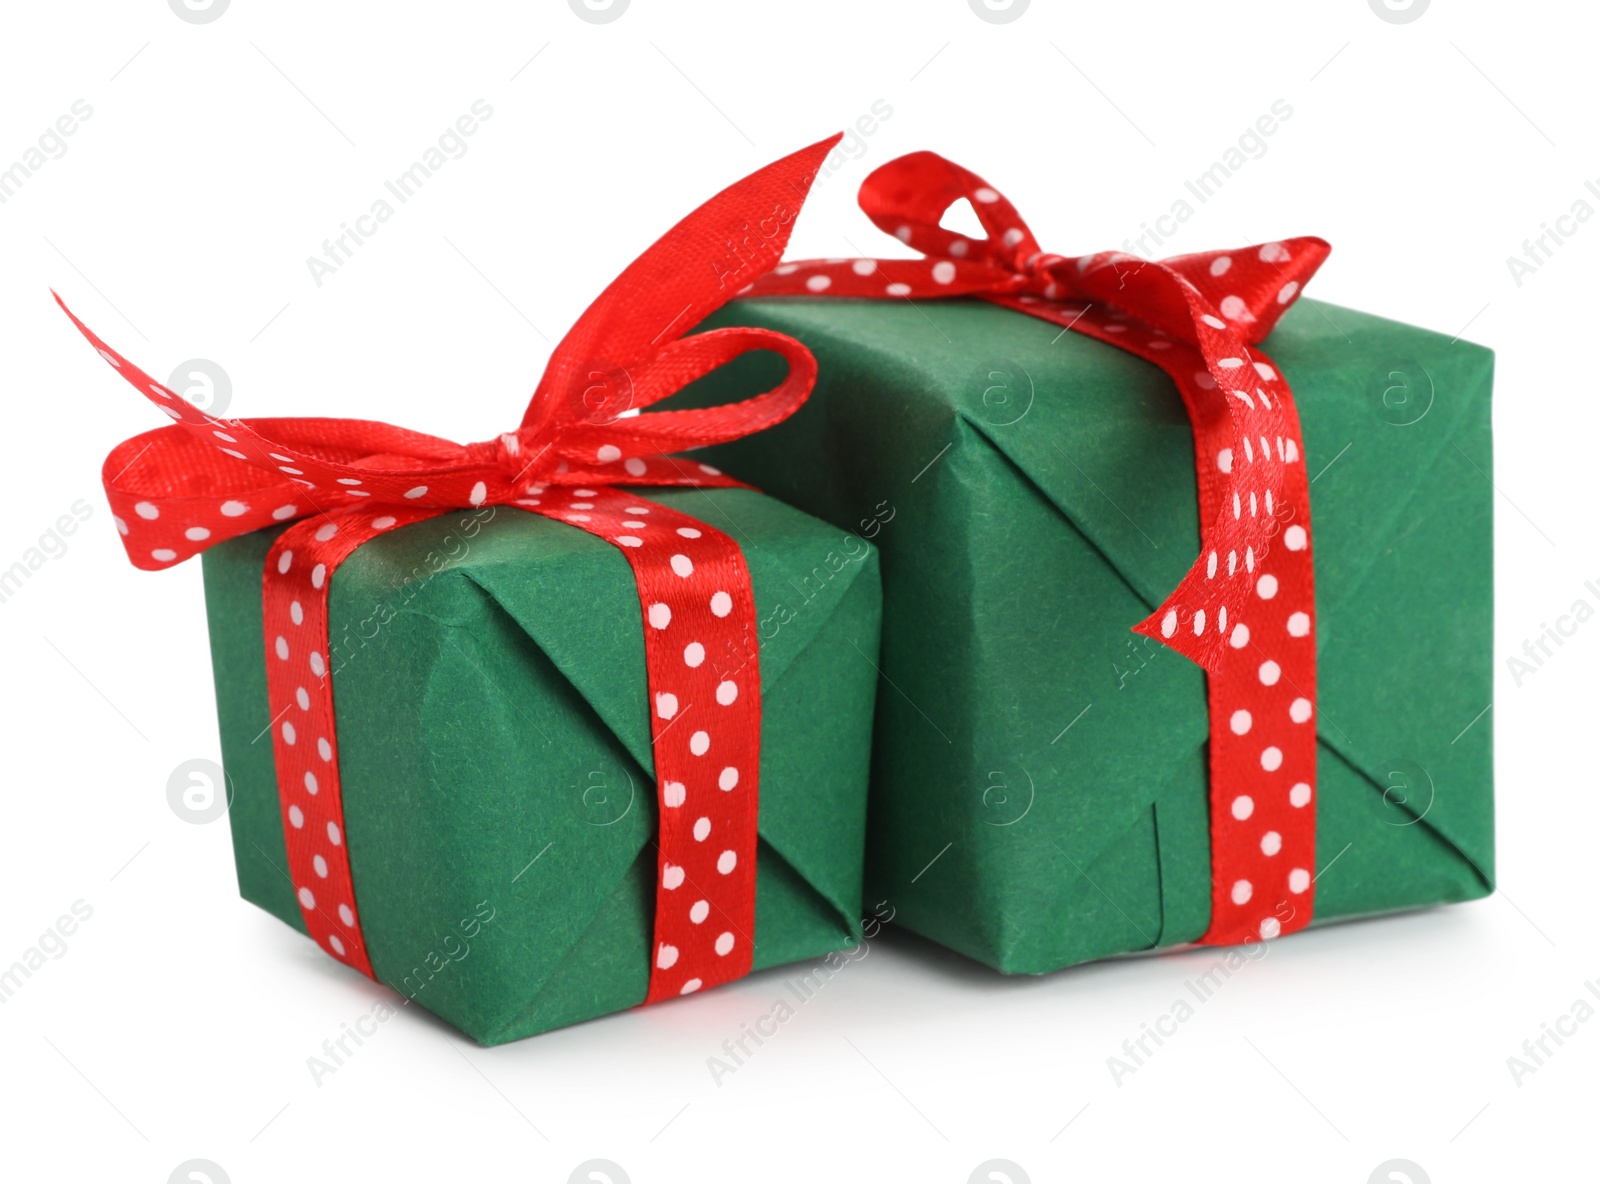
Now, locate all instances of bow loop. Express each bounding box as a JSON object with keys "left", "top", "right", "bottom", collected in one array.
[
  {"left": 525, "top": 134, "right": 844, "bottom": 437},
  {"left": 549, "top": 326, "right": 817, "bottom": 473},
  {"left": 1155, "top": 238, "right": 1330, "bottom": 344},
  {"left": 102, "top": 425, "right": 309, "bottom": 569},
  {"left": 68, "top": 133, "right": 848, "bottom": 572},
  {"left": 859, "top": 150, "right": 1043, "bottom": 274},
  {"left": 745, "top": 155, "right": 1328, "bottom": 358}
]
